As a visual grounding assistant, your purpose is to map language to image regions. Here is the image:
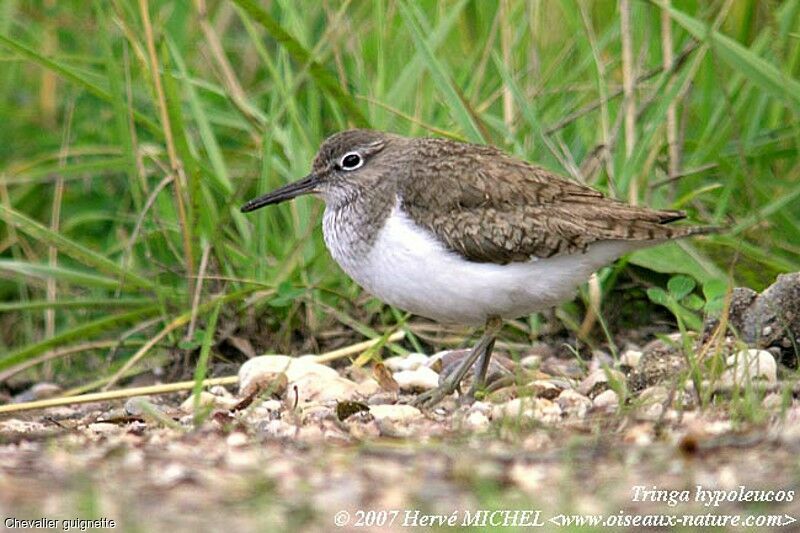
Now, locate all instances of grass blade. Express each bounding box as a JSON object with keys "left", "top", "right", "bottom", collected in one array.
[
  {"left": 191, "top": 300, "right": 221, "bottom": 425},
  {"left": 0, "top": 203, "right": 157, "bottom": 290},
  {"left": 231, "top": 0, "right": 369, "bottom": 127},
  {"left": 0, "top": 305, "right": 161, "bottom": 372},
  {"left": 398, "top": 0, "right": 487, "bottom": 143},
  {"left": 629, "top": 241, "right": 725, "bottom": 284},
  {"left": 660, "top": 2, "right": 800, "bottom": 108},
  {"left": 0, "top": 297, "right": 153, "bottom": 312},
  {"left": 0, "top": 32, "right": 161, "bottom": 135},
  {"left": 0, "top": 260, "right": 128, "bottom": 290}
]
